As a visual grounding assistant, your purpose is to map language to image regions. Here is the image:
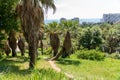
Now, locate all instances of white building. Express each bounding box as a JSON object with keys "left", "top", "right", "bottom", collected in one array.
[{"left": 102, "top": 13, "right": 120, "bottom": 24}]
